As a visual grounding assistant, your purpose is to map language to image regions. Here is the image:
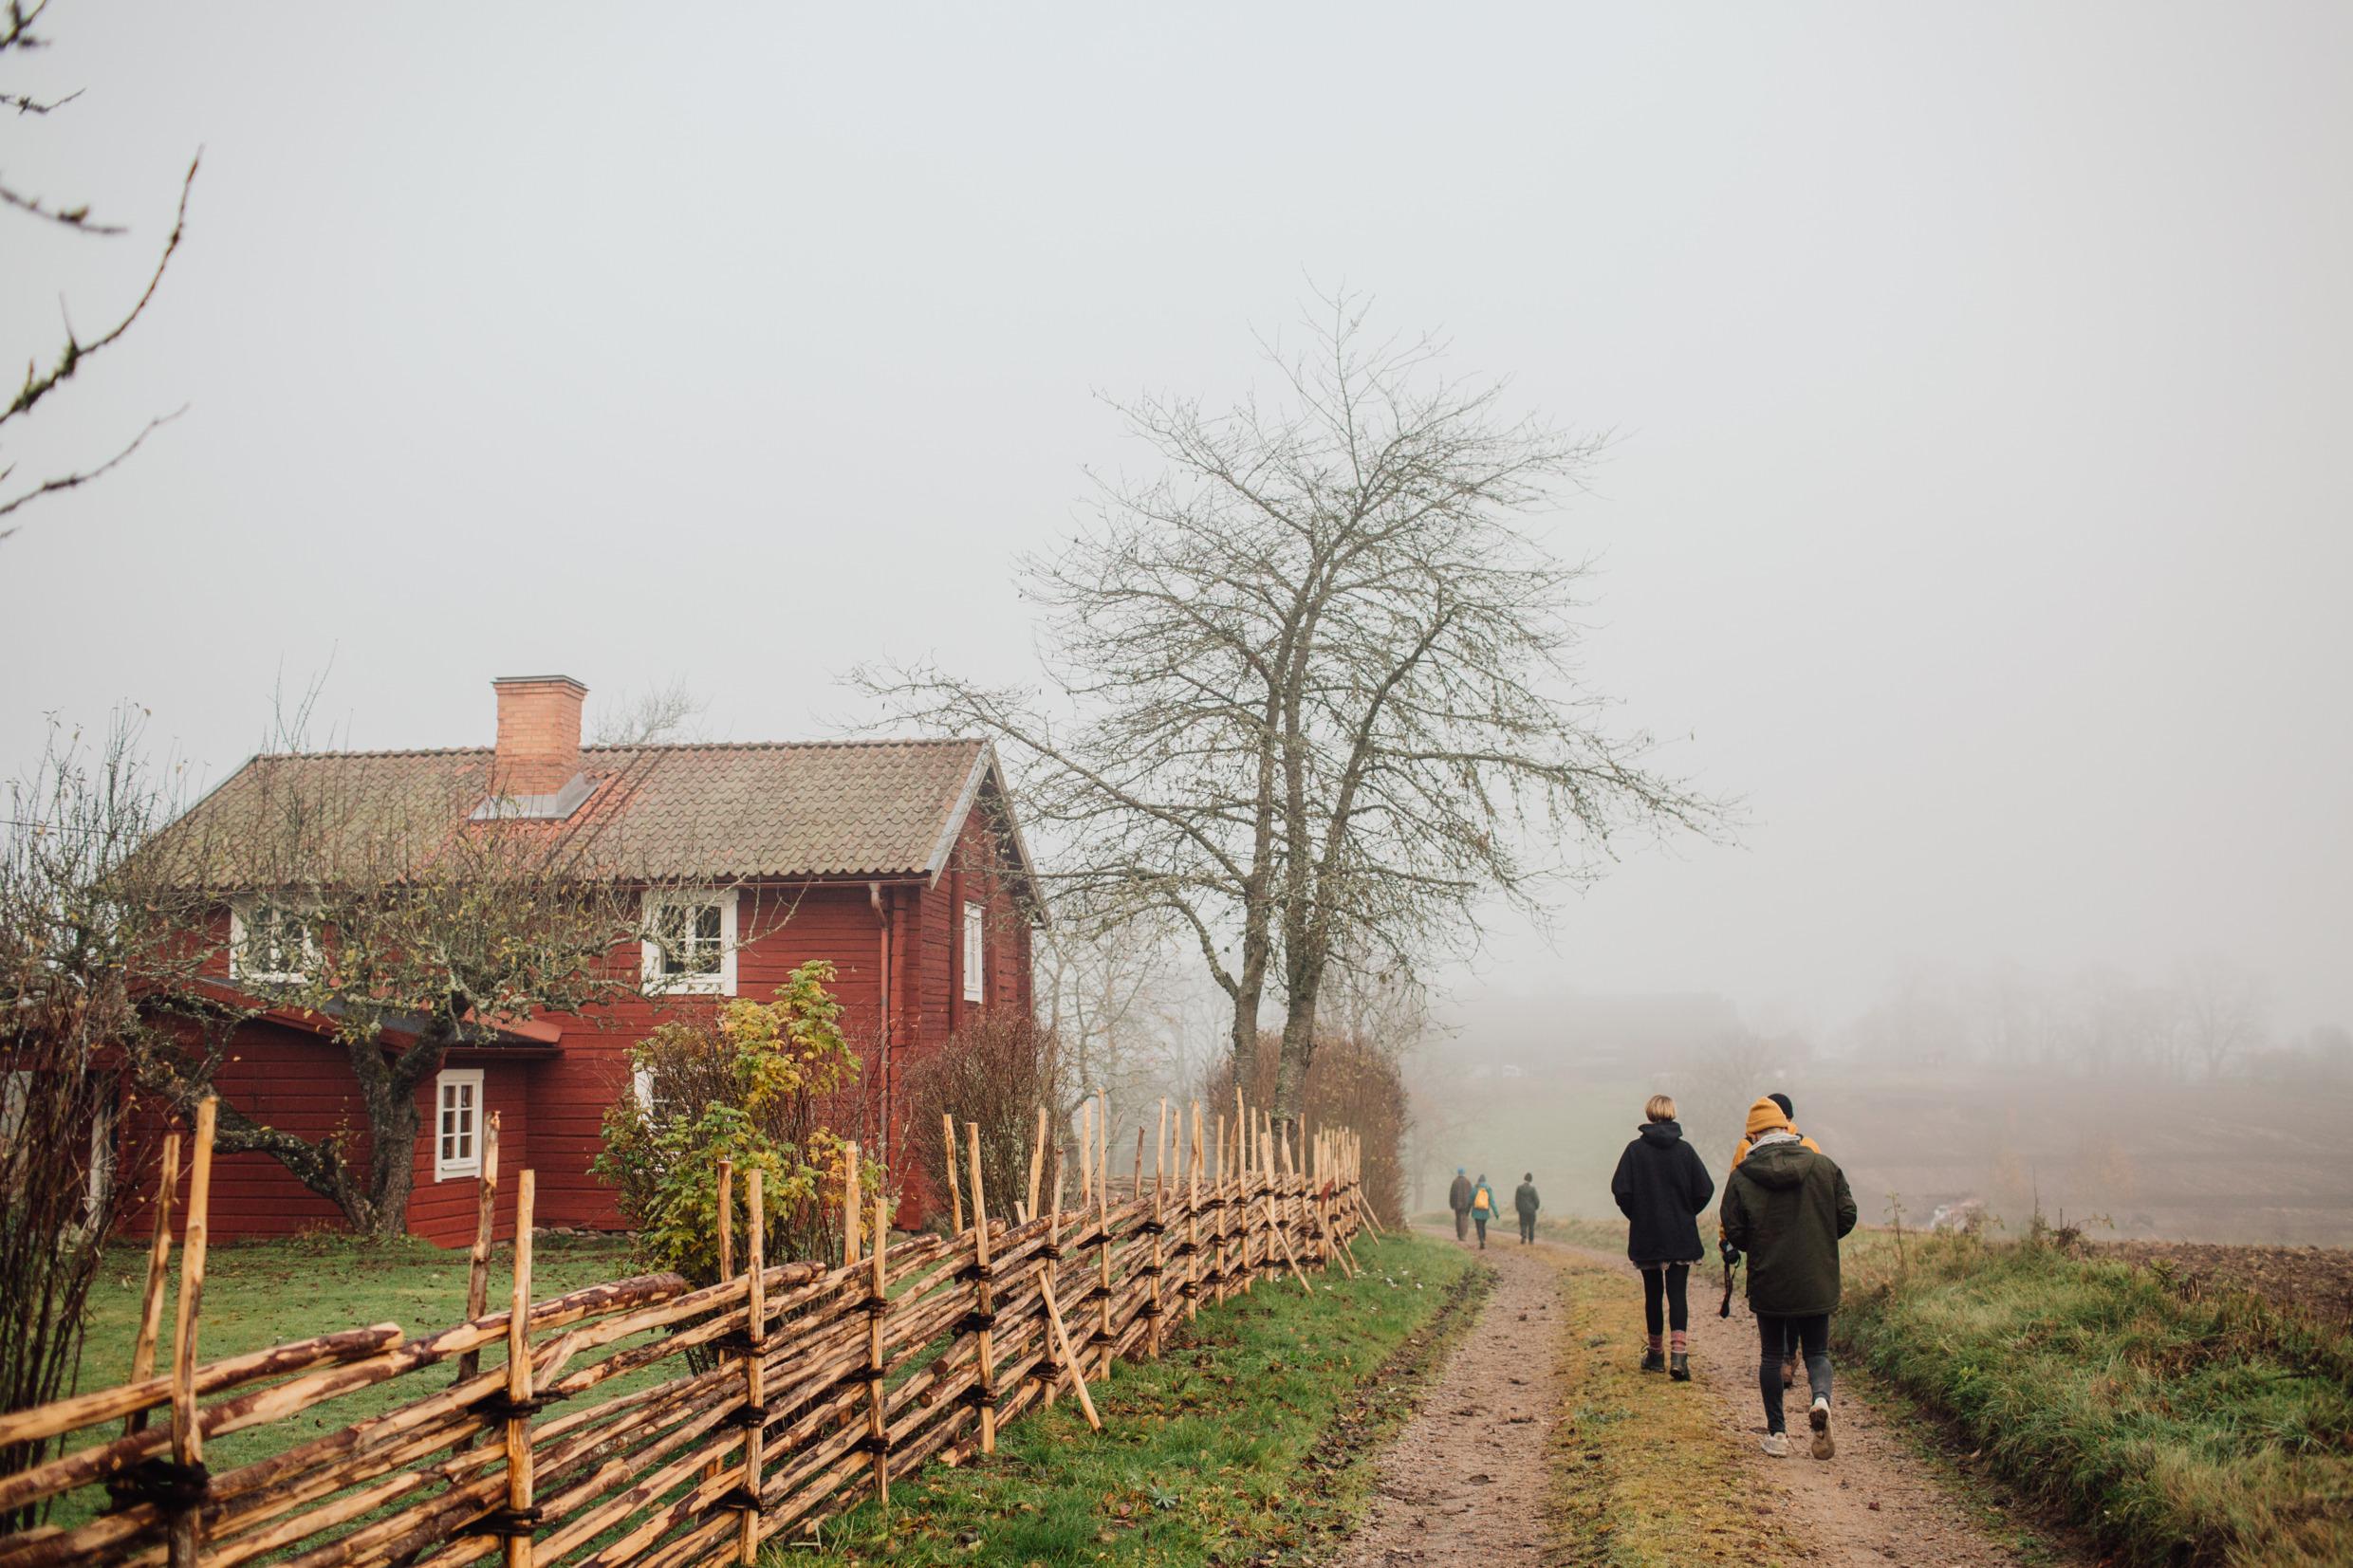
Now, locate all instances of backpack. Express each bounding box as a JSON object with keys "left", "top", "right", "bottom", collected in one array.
[{"left": 1474, "top": 1186, "right": 1492, "bottom": 1210}]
